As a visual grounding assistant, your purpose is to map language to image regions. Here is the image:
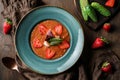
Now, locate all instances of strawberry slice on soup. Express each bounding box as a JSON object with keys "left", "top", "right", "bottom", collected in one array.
[
  {"left": 54, "top": 24, "right": 63, "bottom": 35},
  {"left": 39, "top": 24, "right": 48, "bottom": 35},
  {"left": 59, "top": 40, "right": 70, "bottom": 49},
  {"left": 33, "top": 38, "right": 43, "bottom": 48},
  {"left": 45, "top": 48, "right": 56, "bottom": 59}
]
